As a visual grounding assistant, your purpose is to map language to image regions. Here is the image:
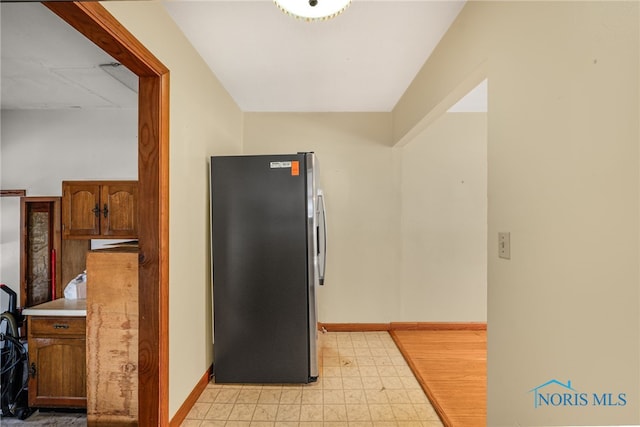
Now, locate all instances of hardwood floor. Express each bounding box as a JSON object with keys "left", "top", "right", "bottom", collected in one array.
[{"left": 390, "top": 329, "right": 487, "bottom": 427}]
